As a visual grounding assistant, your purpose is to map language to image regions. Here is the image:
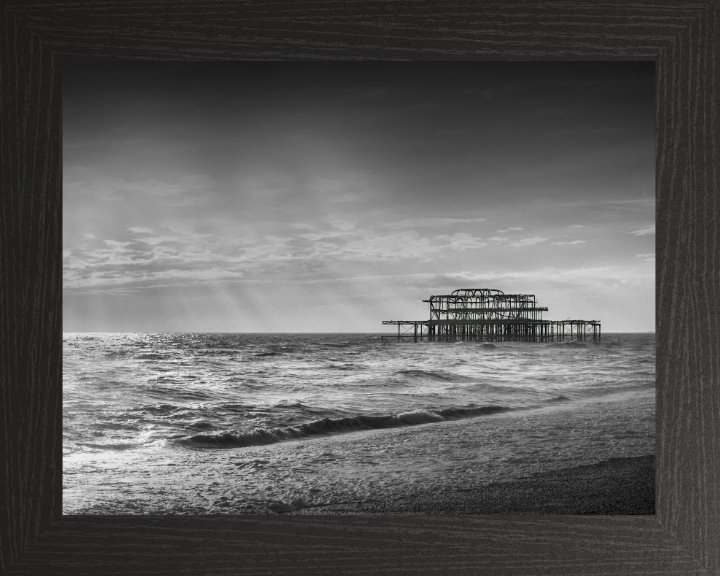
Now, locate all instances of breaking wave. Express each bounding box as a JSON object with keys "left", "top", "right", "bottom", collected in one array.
[{"left": 178, "top": 405, "right": 511, "bottom": 450}]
